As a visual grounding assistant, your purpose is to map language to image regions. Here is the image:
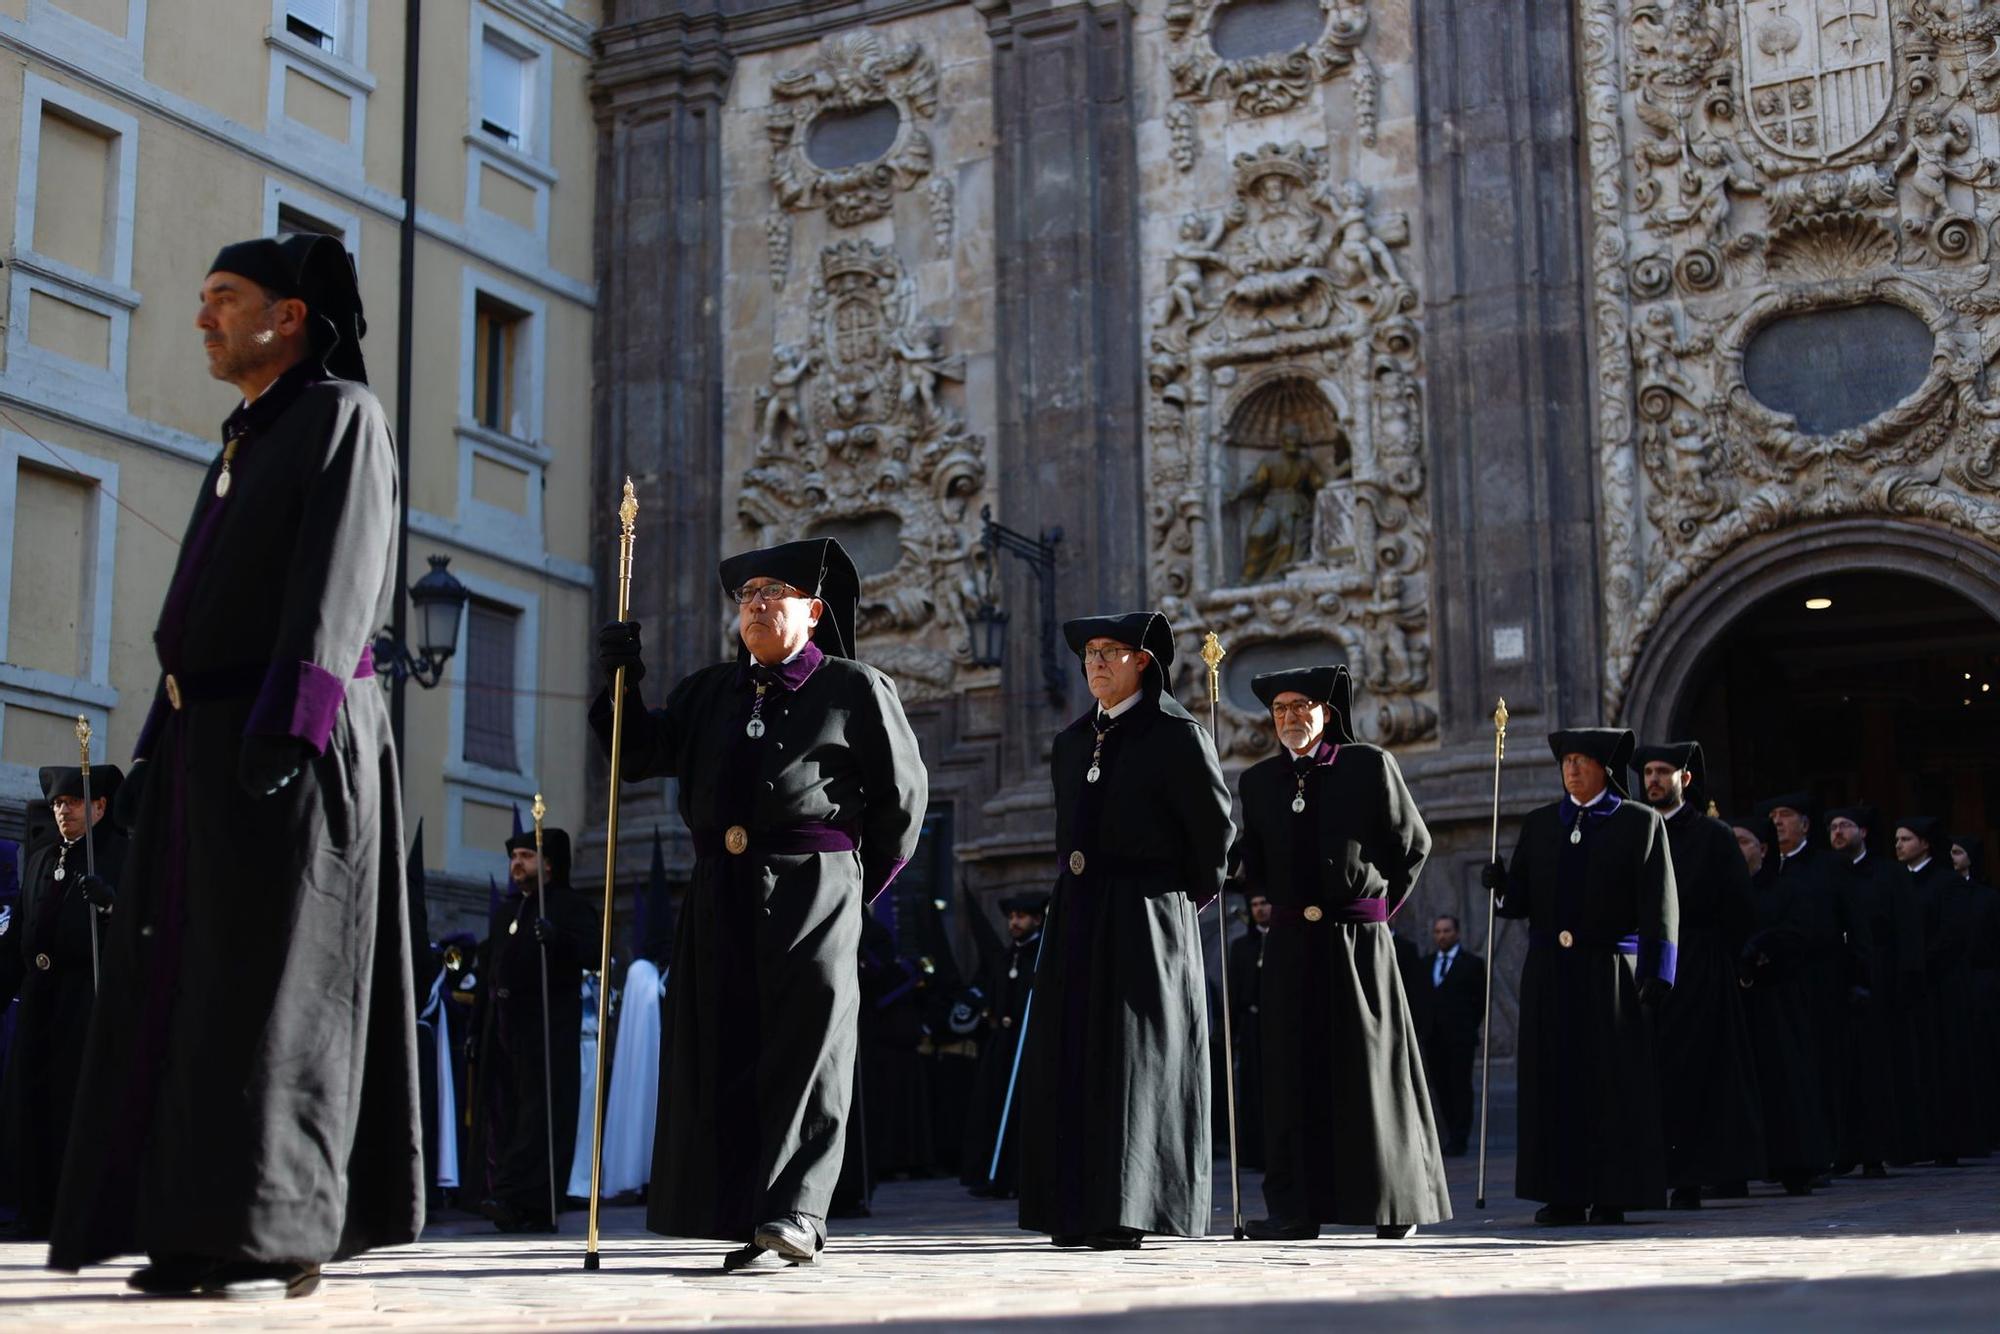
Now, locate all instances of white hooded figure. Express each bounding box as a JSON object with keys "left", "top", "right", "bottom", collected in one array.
[
  {"left": 566, "top": 971, "right": 602, "bottom": 1199},
  {"left": 597, "top": 958, "right": 667, "bottom": 1197}
]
